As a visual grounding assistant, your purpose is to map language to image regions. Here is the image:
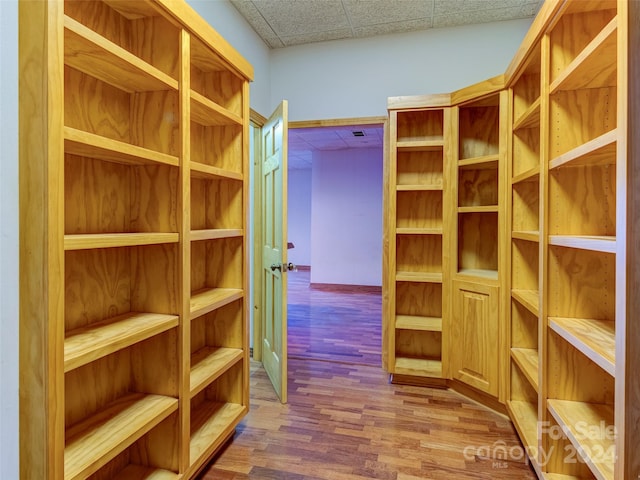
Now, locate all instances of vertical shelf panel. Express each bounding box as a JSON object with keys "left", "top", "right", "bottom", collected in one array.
[
  {"left": 20, "top": 0, "right": 252, "bottom": 479},
  {"left": 387, "top": 105, "right": 447, "bottom": 383}
]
